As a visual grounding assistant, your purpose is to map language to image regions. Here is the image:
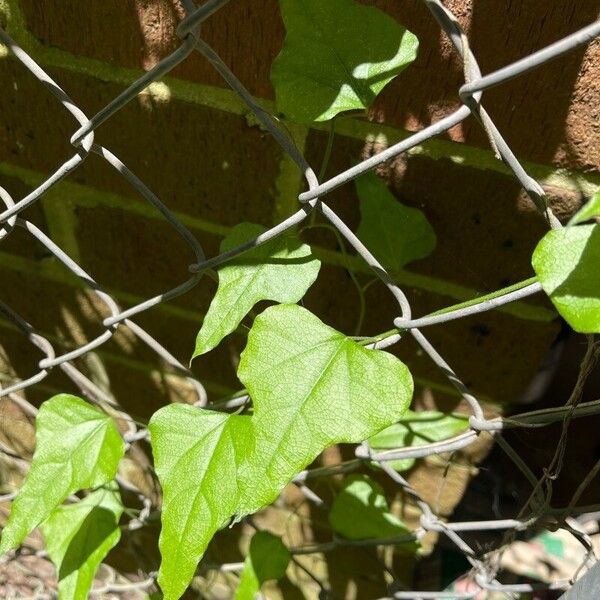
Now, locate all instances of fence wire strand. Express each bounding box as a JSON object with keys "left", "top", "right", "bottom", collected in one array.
[{"left": 0, "top": 1, "right": 599, "bottom": 597}]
